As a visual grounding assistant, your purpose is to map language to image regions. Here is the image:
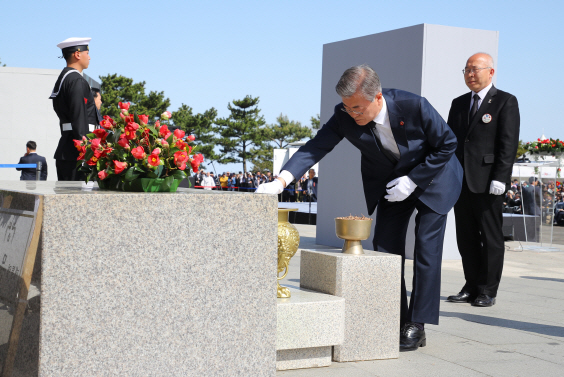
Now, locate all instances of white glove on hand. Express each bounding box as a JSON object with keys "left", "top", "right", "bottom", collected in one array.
[
  {"left": 489, "top": 180, "right": 506, "bottom": 195},
  {"left": 256, "top": 179, "right": 284, "bottom": 195},
  {"left": 385, "top": 176, "right": 417, "bottom": 202}
]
